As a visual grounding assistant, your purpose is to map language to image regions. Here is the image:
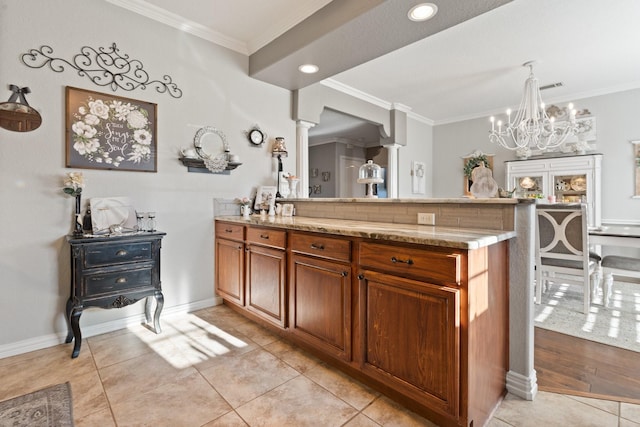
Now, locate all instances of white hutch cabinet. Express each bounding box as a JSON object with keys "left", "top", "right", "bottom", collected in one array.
[{"left": 505, "top": 154, "right": 602, "bottom": 226}]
